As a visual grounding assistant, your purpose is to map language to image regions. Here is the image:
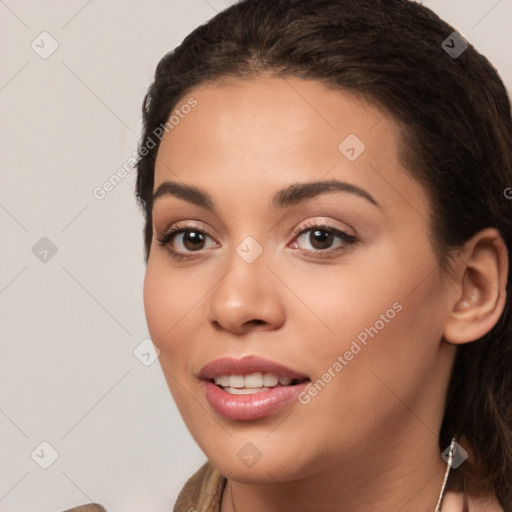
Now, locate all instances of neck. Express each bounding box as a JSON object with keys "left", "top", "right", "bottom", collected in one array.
[{"left": 221, "top": 429, "right": 448, "bottom": 512}]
